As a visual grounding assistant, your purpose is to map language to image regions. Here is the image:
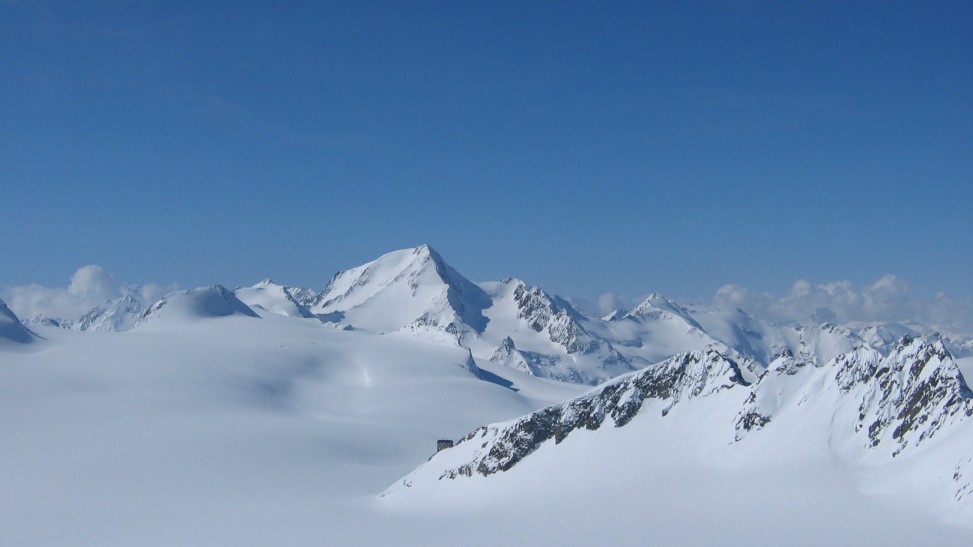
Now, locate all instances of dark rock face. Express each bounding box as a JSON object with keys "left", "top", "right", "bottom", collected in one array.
[
  {"left": 512, "top": 282, "right": 587, "bottom": 353},
  {"left": 440, "top": 350, "right": 748, "bottom": 478},
  {"left": 858, "top": 338, "right": 973, "bottom": 455}
]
